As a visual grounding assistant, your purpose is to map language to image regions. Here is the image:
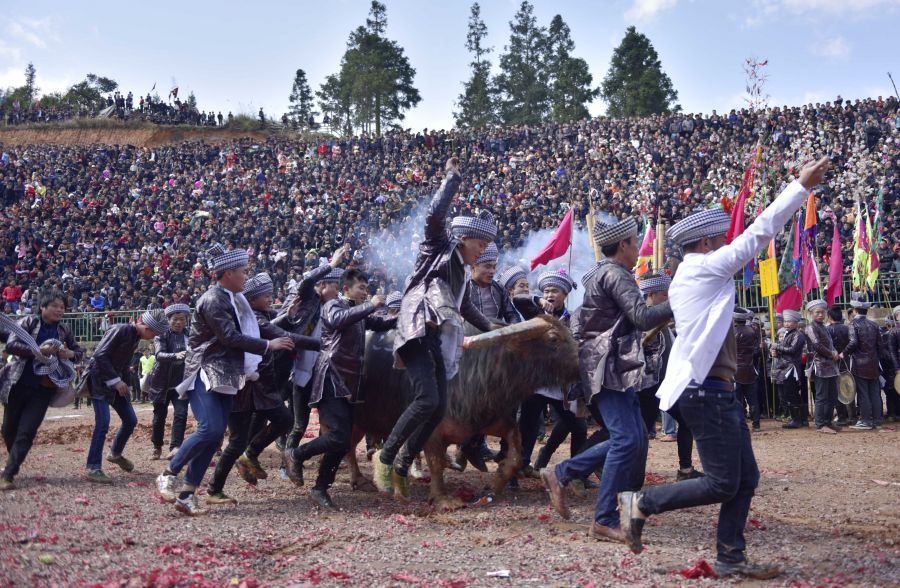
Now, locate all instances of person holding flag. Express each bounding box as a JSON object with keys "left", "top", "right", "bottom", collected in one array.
[{"left": 616, "top": 157, "right": 830, "bottom": 580}]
